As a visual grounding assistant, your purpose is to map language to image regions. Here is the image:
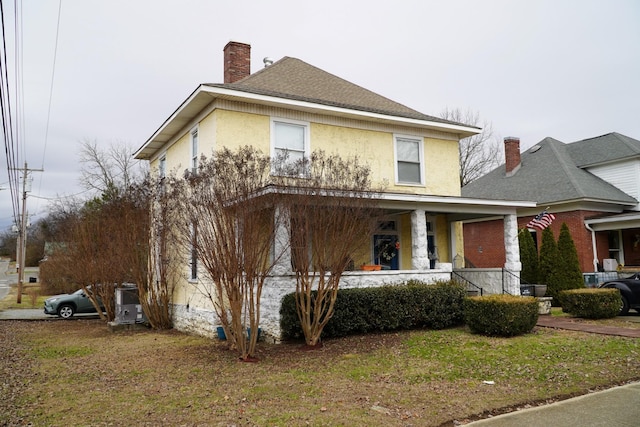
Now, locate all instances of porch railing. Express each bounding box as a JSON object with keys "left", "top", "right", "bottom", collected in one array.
[
  {"left": 451, "top": 271, "right": 484, "bottom": 296},
  {"left": 502, "top": 268, "right": 530, "bottom": 295}
]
